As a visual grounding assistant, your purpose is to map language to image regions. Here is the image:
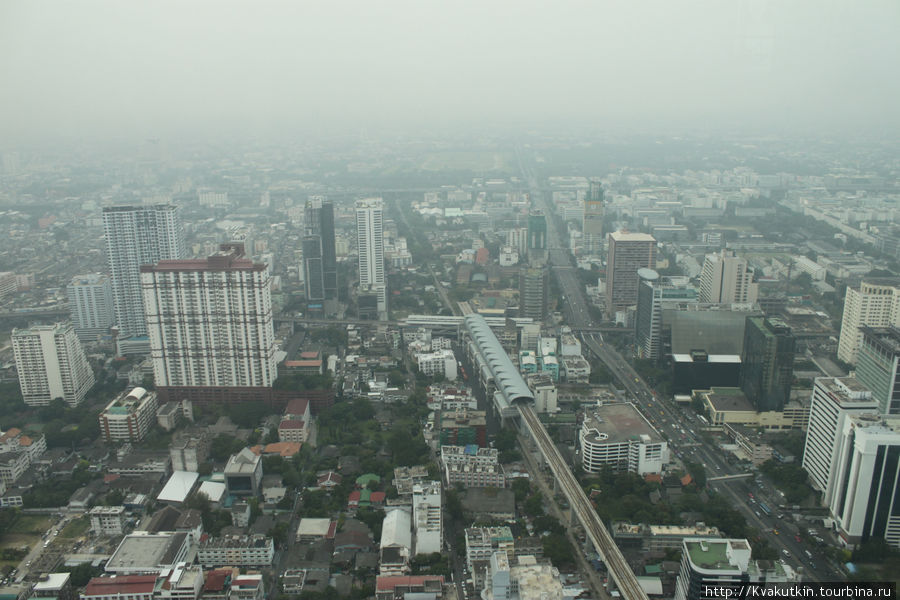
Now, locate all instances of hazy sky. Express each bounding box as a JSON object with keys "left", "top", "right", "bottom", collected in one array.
[{"left": 1, "top": 0, "right": 898, "bottom": 142}]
